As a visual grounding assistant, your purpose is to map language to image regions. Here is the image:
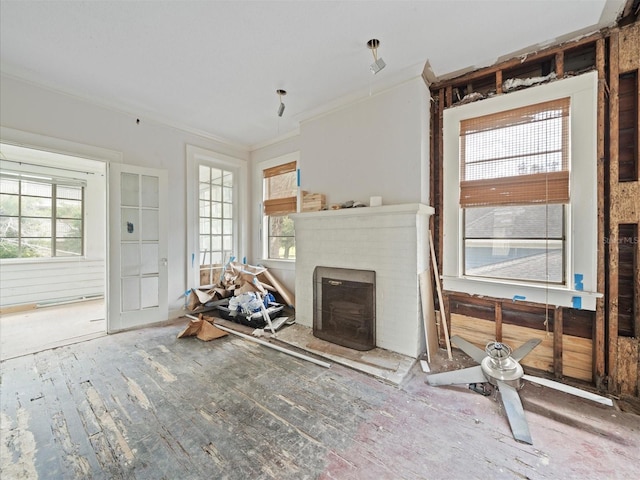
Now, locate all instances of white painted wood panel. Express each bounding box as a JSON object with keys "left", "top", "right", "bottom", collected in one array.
[{"left": 0, "top": 259, "right": 105, "bottom": 306}]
